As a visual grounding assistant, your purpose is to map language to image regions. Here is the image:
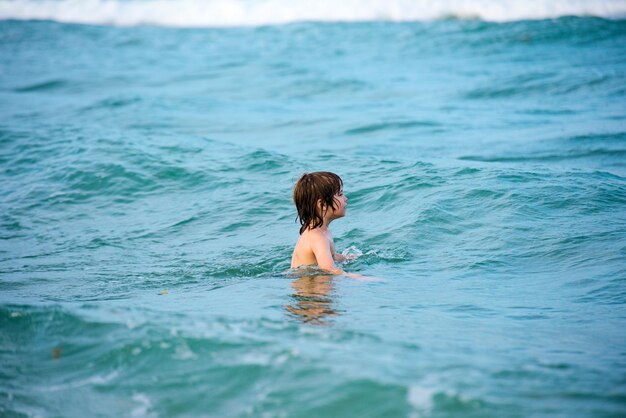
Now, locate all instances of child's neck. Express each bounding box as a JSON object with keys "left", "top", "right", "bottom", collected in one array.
[
  {"left": 308, "top": 224, "right": 329, "bottom": 232},
  {"left": 308, "top": 215, "right": 335, "bottom": 232}
]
